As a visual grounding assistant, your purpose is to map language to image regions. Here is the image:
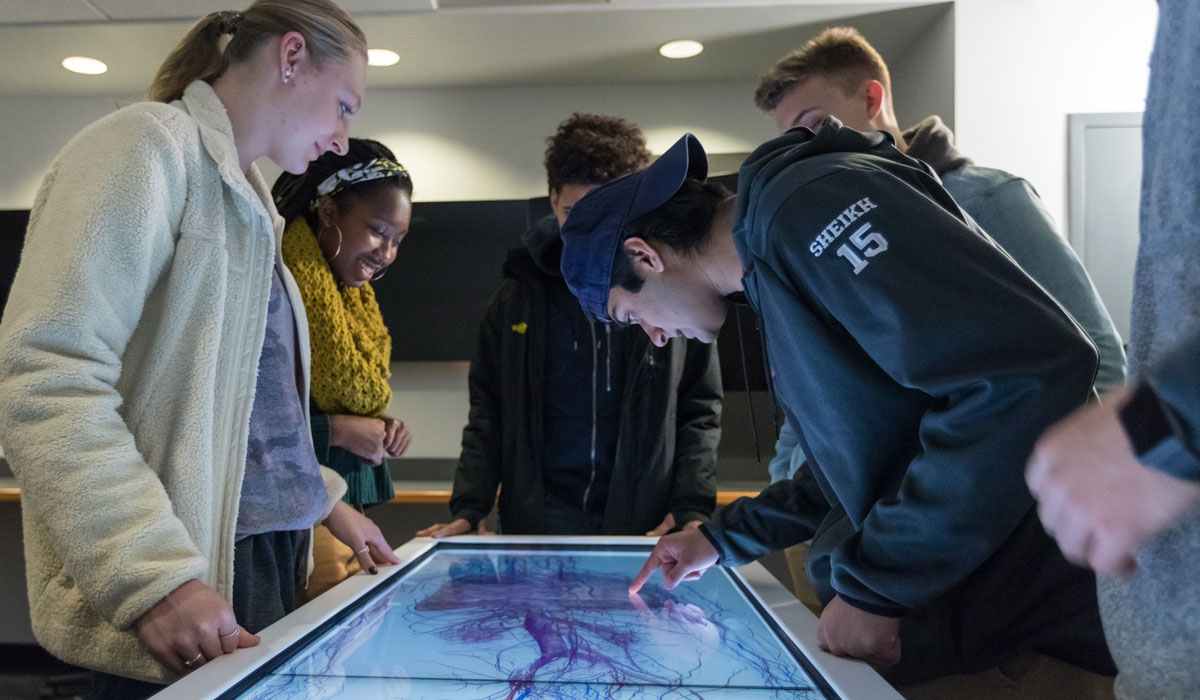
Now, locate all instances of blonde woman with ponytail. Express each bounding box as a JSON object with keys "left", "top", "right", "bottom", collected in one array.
[{"left": 0, "top": 1, "right": 400, "bottom": 696}]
